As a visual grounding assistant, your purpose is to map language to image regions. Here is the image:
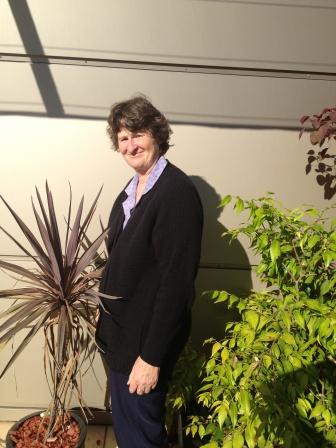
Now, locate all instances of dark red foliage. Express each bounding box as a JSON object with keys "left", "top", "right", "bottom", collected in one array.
[
  {"left": 300, "top": 106, "right": 336, "bottom": 199},
  {"left": 300, "top": 106, "right": 336, "bottom": 146},
  {"left": 9, "top": 414, "right": 80, "bottom": 448}
]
